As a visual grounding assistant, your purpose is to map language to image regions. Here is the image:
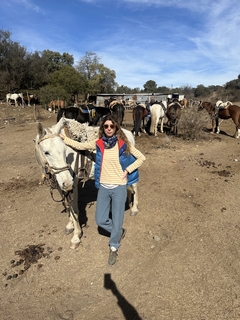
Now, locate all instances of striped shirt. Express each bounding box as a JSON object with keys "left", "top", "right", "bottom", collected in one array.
[{"left": 63, "top": 137, "right": 146, "bottom": 185}]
